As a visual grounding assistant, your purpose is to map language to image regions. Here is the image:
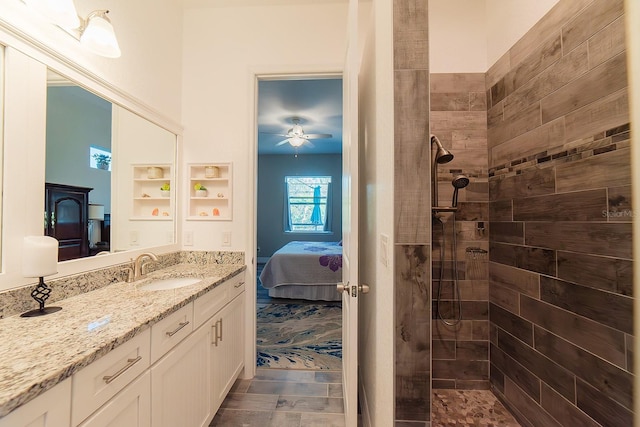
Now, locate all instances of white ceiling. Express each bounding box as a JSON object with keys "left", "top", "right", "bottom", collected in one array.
[{"left": 257, "top": 78, "right": 343, "bottom": 155}]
